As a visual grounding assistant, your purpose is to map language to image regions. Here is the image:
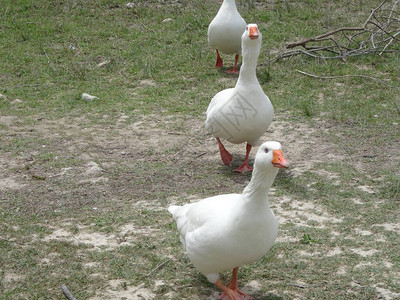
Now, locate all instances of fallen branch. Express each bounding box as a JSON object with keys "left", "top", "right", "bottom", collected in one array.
[
  {"left": 296, "top": 69, "right": 400, "bottom": 89},
  {"left": 268, "top": 46, "right": 400, "bottom": 62},
  {"left": 270, "top": 0, "right": 400, "bottom": 61},
  {"left": 286, "top": 27, "right": 365, "bottom": 49},
  {"left": 61, "top": 285, "right": 77, "bottom": 300}
]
